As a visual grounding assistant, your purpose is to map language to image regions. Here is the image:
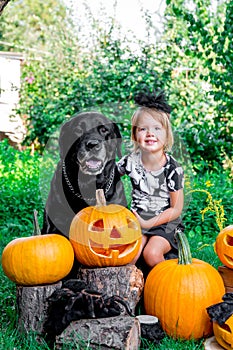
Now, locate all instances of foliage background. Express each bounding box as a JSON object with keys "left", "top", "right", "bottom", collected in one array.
[
  {"left": 1, "top": 0, "right": 232, "bottom": 172},
  {"left": 0, "top": 0, "right": 232, "bottom": 349}
]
